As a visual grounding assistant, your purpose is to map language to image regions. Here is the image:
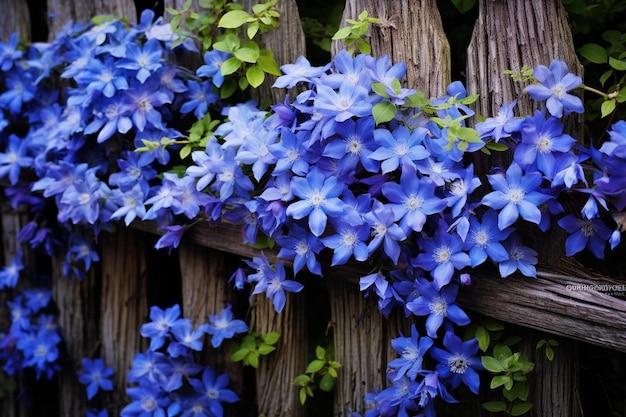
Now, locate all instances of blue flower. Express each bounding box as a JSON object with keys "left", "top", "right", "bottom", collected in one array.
[
  {"left": 498, "top": 234, "right": 538, "bottom": 278},
  {"left": 322, "top": 116, "right": 379, "bottom": 173},
  {"left": 364, "top": 201, "right": 407, "bottom": 264},
  {"left": 185, "top": 138, "right": 225, "bottom": 191},
  {"left": 272, "top": 55, "right": 330, "bottom": 89},
  {"left": 204, "top": 303, "right": 248, "bottom": 348},
  {"left": 464, "top": 209, "right": 512, "bottom": 267},
  {"left": 382, "top": 165, "right": 447, "bottom": 234},
  {"left": 314, "top": 79, "right": 372, "bottom": 122},
  {"left": 122, "top": 79, "right": 172, "bottom": 131},
  {"left": 370, "top": 125, "right": 429, "bottom": 174},
  {"left": 406, "top": 279, "right": 470, "bottom": 338},
  {"left": 557, "top": 214, "right": 611, "bottom": 259},
  {"left": 17, "top": 327, "right": 62, "bottom": 379},
  {"left": 286, "top": 167, "right": 347, "bottom": 237},
  {"left": 0, "top": 33, "right": 24, "bottom": 71},
  {"left": 0, "top": 252, "right": 23, "bottom": 289},
  {"left": 275, "top": 223, "right": 324, "bottom": 276},
  {"left": 412, "top": 225, "right": 470, "bottom": 289},
  {"left": 430, "top": 332, "right": 483, "bottom": 394},
  {"left": 475, "top": 100, "right": 524, "bottom": 142},
  {"left": 118, "top": 38, "right": 164, "bottom": 83},
  {"left": 321, "top": 219, "right": 370, "bottom": 266},
  {"left": 269, "top": 128, "right": 315, "bottom": 176},
  {"left": 120, "top": 383, "right": 170, "bottom": 417},
  {"left": 78, "top": 358, "right": 115, "bottom": 400},
  {"left": 387, "top": 324, "right": 434, "bottom": 380},
  {"left": 481, "top": 161, "right": 552, "bottom": 230},
  {"left": 0, "top": 135, "right": 34, "bottom": 185},
  {"left": 197, "top": 49, "right": 232, "bottom": 88},
  {"left": 140, "top": 304, "right": 182, "bottom": 351},
  {"left": 169, "top": 318, "right": 206, "bottom": 356},
  {"left": 514, "top": 111, "right": 576, "bottom": 178},
  {"left": 525, "top": 60, "right": 584, "bottom": 117},
  {"left": 188, "top": 367, "right": 239, "bottom": 417},
  {"left": 251, "top": 260, "right": 303, "bottom": 313},
  {"left": 180, "top": 80, "right": 219, "bottom": 119}
]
